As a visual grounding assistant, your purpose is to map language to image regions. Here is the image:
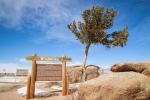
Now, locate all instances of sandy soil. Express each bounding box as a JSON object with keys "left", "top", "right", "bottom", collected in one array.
[
  {"left": 0, "top": 85, "right": 73, "bottom": 100},
  {"left": 0, "top": 85, "right": 25, "bottom": 100}
]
